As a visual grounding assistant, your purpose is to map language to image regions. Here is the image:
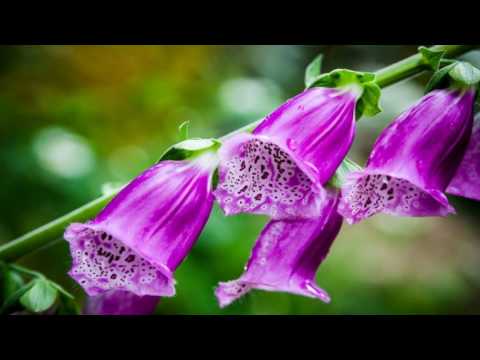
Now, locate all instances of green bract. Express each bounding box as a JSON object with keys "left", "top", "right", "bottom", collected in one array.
[
  {"left": 419, "top": 46, "right": 446, "bottom": 71},
  {"left": 307, "top": 68, "right": 382, "bottom": 120},
  {"left": 449, "top": 61, "right": 480, "bottom": 86},
  {"left": 20, "top": 279, "right": 58, "bottom": 313},
  {"left": 426, "top": 61, "right": 480, "bottom": 93},
  {"left": 305, "top": 54, "right": 382, "bottom": 119}
]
